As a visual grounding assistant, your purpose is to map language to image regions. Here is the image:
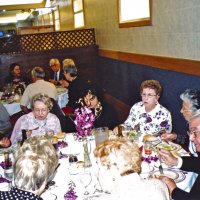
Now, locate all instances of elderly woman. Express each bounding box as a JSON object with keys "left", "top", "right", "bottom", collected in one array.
[
  {"left": 0, "top": 136, "right": 58, "bottom": 199},
  {"left": 5, "top": 63, "right": 29, "bottom": 85},
  {"left": 114, "top": 80, "right": 172, "bottom": 138},
  {"left": 11, "top": 93, "right": 61, "bottom": 144},
  {"left": 93, "top": 138, "right": 170, "bottom": 200}
]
